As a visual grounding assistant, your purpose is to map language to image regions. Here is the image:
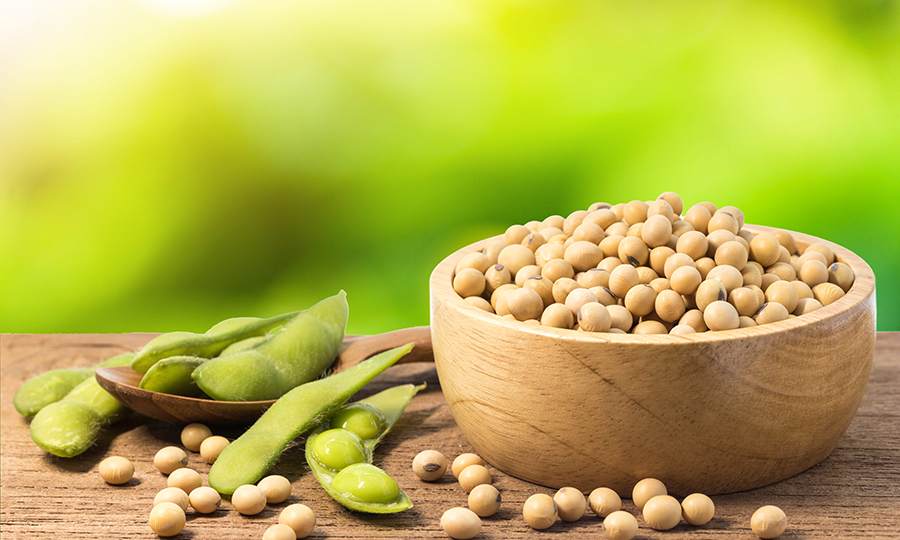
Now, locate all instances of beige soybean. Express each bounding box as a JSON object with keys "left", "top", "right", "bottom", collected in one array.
[
  {"left": 535, "top": 242, "right": 565, "bottom": 265},
  {"left": 649, "top": 246, "right": 675, "bottom": 275},
  {"left": 541, "top": 303, "right": 575, "bottom": 329},
  {"left": 756, "top": 302, "right": 790, "bottom": 325},
  {"left": 189, "top": 486, "right": 222, "bottom": 514},
  {"left": 670, "top": 265, "right": 702, "bottom": 296},
  {"left": 465, "top": 296, "right": 493, "bottom": 312},
  {"left": 642, "top": 214, "right": 673, "bottom": 248},
  {"left": 154, "top": 446, "right": 188, "bottom": 475},
  {"left": 767, "top": 262, "right": 797, "bottom": 282},
  {"left": 232, "top": 484, "right": 267, "bottom": 515},
  {"left": 607, "top": 305, "right": 633, "bottom": 332},
  {"left": 695, "top": 257, "right": 717, "bottom": 279},
  {"left": 482, "top": 239, "right": 507, "bottom": 265},
  {"left": 258, "top": 474, "right": 292, "bottom": 503},
  {"left": 792, "top": 280, "right": 814, "bottom": 300},
  {"left": 799, "top": 259, "right": 829, "bottom": 287},
  {"left": 565, "top": 241, "right": 603, "bottom": 272},
  {"left": 458, "top": 464, "right": 492, "bottom": 493},
  {"left": 707, "top": 265, "right": 743, "bottom": 294},
  {"left": 524, "top": 276, "right": 554, "bottom": 308},
  {"left": 441, "top": 507, "right": 482, "bottom": 540},
  {"left": 280, "top": 504, "right": 316, "bottom": 538},
  {"left": 181, "top": 423, "right": 212, "bottom": 452},
  {"left": 573, "top": 222, "right": 605, "bottom": 244},
  {"left": 484, "top": 264, "right": 511, "bottom": 295},
  {"left": 507, "top": 287, "right": 544, "bottom": 321},
  {"left": 696, "top": 280, "right": 727, "bottom": 311},
  {"left": 149, "top": 501, "right": 186, "bottom": 537},
  {"left": 670, "top": 324, "right": 697, "bottom": 334},
  {"left": 663, "top": 252, "right": 695, "bottom": 280},
  {"left": 794, "top": 297, "right": 823, "bottom": 315},
  {"left": 586, "top": 208, "right": 618, "bottom": 230},
  {"left": 514, "top": 265, "right": 541, "bottom": 287},
  {"left": 453, "top": 268, "right": 486, "bottom": 298},
  {"left": 263, "top": 523, "right": 297, "bottom": 540},
  {"left": 167, "top": 467, "right": 202, "bottom": 494},
  {"left": 578, "top": 268, "right": 611, "bottom": 289},
  {"left": 707, "top": 211, "right": 739, "bottom": 235},
  {"left": 592, "top": 286, "right": 618, "bottom": 306},
  {"left": 542, "top": 259, "right": 575, "bottom": 282},
  {"left": 588, "top": 487, "right": 621, "bottom": 518},
  {"left": 497, "top": 244, "right": 535, "bottom": 276},
  {"left": 813, "top": 282, "right": 845, "bottom": 306},
  {"left": 549, "top": 278, "right": 579, "bottom": 305},
  {"left": 829, "top": 262, "right": 854, "bottom": 292},
  {"left": 609, "top": 264, "right": 640, "bottom": 298},
  {"left": 99, "top": 456, "right": 134, "bottom": 485},
  {"left": 632, "top": 478, "right": 666, "bottom": 510},
  {"left": 200, "top": 435, "right": 230, "bottom": 464},
  {"left": 154, "top": 487, "right": 189, "bottom": 511},
  {"left": 704, "top": 301, "right": 740, "bottom": 331},
  {"left": 504, "top": 225, "right": 532, "bottom": 246},
  {"left": 451, "top": 453, "right": 485, "bottom": 479},
  {"left": 603, "top": 510, "right": 638, "bottom": 540},
  {"left": 468, "top": 484, "right": 501, "bottom": 517},
  {"left": 766, "top": 280, "right": 799, "bottom": 313},
  {"left": 554, "top": 487, "right": 586, "bottom": 521},
  {"left": 456, "top": 252, "right": 491, "bottom": 274},
  {"left": 563, "top": 210, "right": 589, "bottom": 236},
  {"left": 643, "top": 495, "right": 682, "bottom": 531},
  {"left": 684, "top": 204, "right": 712, "bottom": 234},
  {"left": 739, "top": 316, "right": 757, "bottom": 328},
  {"left": 413, "top": 450, "right": 448, "bottom": 481},
  {"left": 565, "top": 288, "right": 599, "bottom": 316},
  {"left": 805, "top": 243, "right": 835, "bottom": 265},
  {"left": 676, "top": 230, "right": 709, "bottom": 261},
  {"left": 522, "top": 232, "right": 546, "bottom": 253},
  {"left": 729, "top": 287, "right": 761, "bottom": 317},
  {"left": 680, "top": 309, "right": 708, "bottom": 332},
  {"left": 523, "top": 493, "right": 558, "bottom": 530},
  {"left": 623, "top": 200, "right": 649, "bottom": 225},
  {"left": 578, "top": 303, "right": 612, "bottom": 333},
  {"left": 632, "top": 320, "right": 668, "bottom": 334},
  {"left": 681, "top": 493, "right": 715, "bottom": 526},
  {"left": 649, "top": 277, "right": 670, "bottom": 295},
  {"left": 624, "top": 284, "right": 657, "bottom": 317},
  {"left": 635, "top": 266, "right": 659, "bottom": 285},
  {"left": 751, "top": 505, "right": 787, "bottom": 539},
  {"left": 715, "top": 240, "right": 748, "bottom": 270},
  {"left": 655, "top": 289, "right": 686, "bottom": 323},
  {"left": 618, "top": 236, "right": 650, "bottom": 267}
]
